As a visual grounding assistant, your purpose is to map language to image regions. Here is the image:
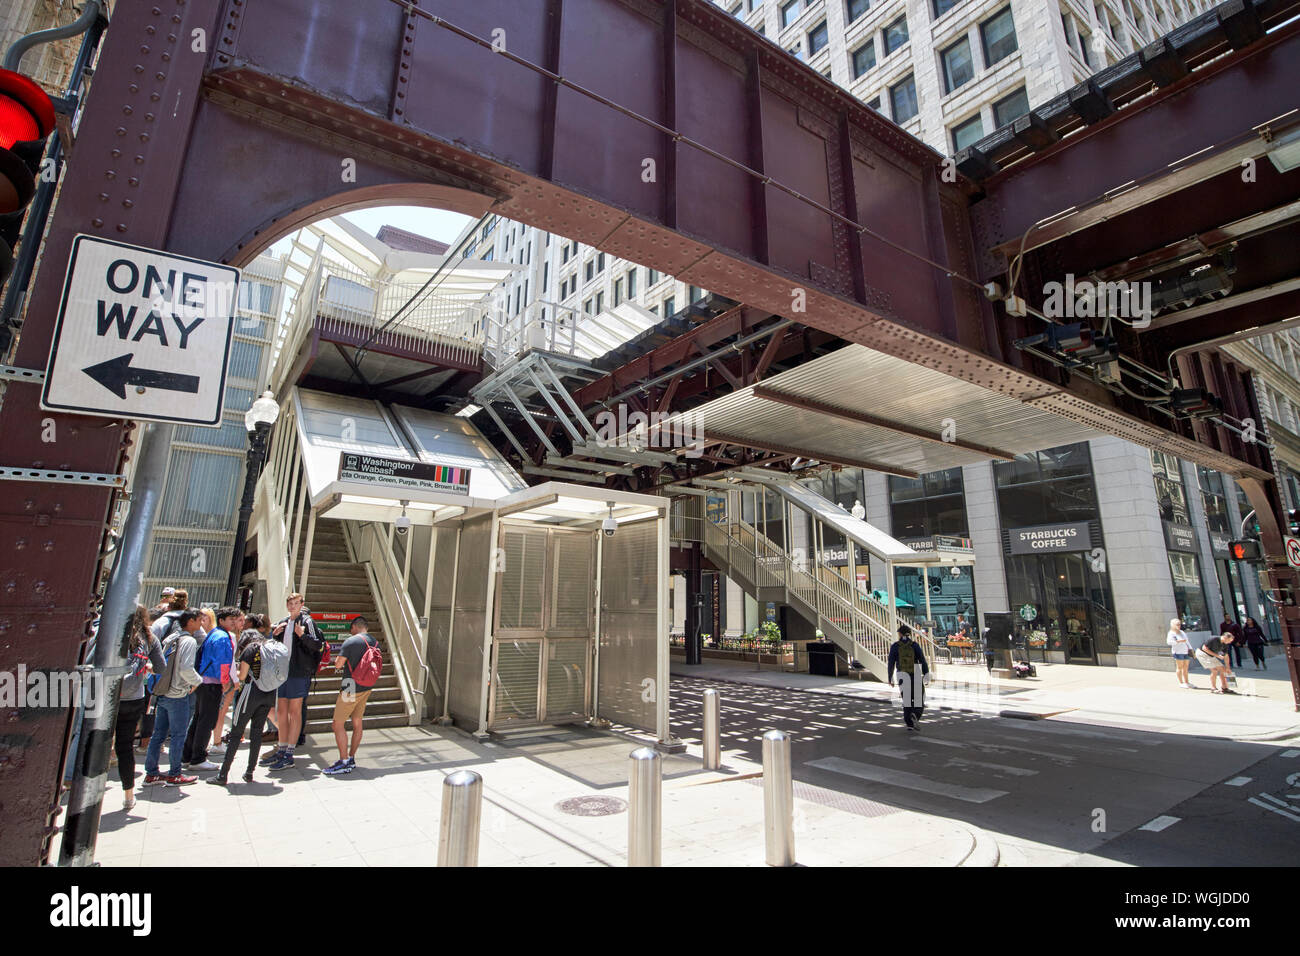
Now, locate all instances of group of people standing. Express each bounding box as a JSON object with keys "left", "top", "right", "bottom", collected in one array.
[
  {"left": 112, "top": 589, "right": 382, "bottom": 810},
  {"left": 1166, "top": 612, "right": 1269, "bottom": 695}
]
